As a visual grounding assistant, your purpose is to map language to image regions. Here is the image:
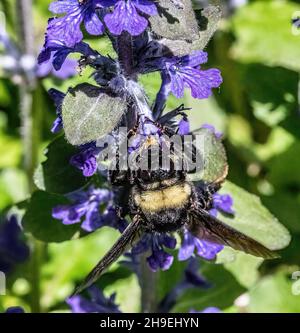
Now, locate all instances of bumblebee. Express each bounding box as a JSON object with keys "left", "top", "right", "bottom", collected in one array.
[{"left": 74, "top": 111, "right": 278, "bottom": 295}]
